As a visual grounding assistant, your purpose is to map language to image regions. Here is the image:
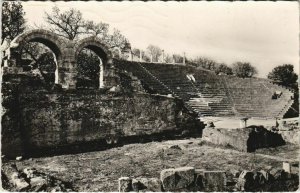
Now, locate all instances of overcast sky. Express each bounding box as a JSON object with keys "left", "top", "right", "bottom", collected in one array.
[{"left": 21, "top": 1, "right": 299, "bottom": 78}]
